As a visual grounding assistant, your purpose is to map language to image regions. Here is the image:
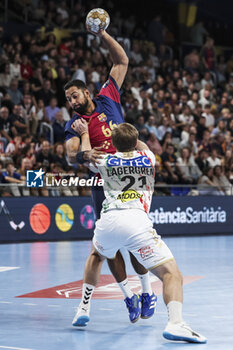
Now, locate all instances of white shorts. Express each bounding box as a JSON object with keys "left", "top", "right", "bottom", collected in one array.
[{"left": 93, "top": 209, "right": 173, "bottom": 270}]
